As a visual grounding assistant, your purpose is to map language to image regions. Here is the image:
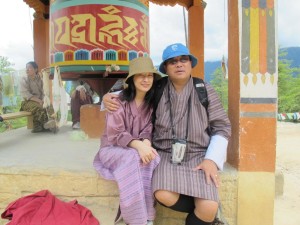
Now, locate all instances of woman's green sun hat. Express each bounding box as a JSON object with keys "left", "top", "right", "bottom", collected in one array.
[{"left": 159, "top": 43, "right": 198, "bottom": 74}]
